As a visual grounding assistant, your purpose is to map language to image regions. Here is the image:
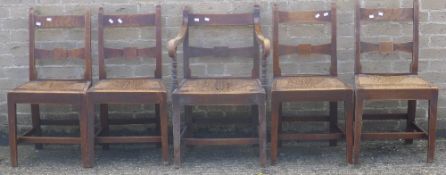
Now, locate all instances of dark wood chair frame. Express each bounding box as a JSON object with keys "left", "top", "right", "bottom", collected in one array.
[
  {"left": 353, "top": 0, "right": 438, "bottom": 163},
  {"left": 8, "top": 8, "right": 94, "bottom": 168},
  {"left": 270, "top": 2, "right": 354, "bottom": 165},
  {"left": 87, "top": 6, "right": 168, "bottom": 165},
  {"left": 168, "top": 5, "right": 270, "bottom": 168}
]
